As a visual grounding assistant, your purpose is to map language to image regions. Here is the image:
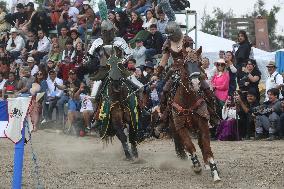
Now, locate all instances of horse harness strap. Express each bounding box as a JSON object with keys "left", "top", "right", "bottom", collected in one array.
[{"left": 172, "top": 98, "right": 204, "bottom": 116}]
